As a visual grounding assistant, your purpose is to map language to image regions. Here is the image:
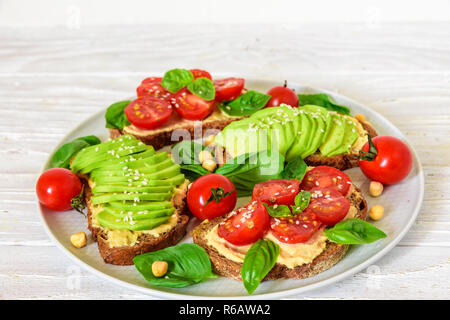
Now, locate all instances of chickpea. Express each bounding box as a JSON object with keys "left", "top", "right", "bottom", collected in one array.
[
  {"left": 369, "top": 205, "right": 384, "bottom": 221},
  {"left": 204, "top": 135, "right": 215, "bottom": 146},
  {"left": 152, "top": 261, "right": 168, "bottom": 277},
  {"left": 369, "top": 181, "right": 384, "bottom": 197},
  {"left": 70, "top": 232, "right": 87, "bottom": 248},
  {"left": 202, "top": 159, "right": 217, "bottom": 172},
  {"left": 355, "top": 113, "right": 366, "bottom": 122},
  {"left": 198, "top": 150, "right": 213, "bottom": 163}
]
